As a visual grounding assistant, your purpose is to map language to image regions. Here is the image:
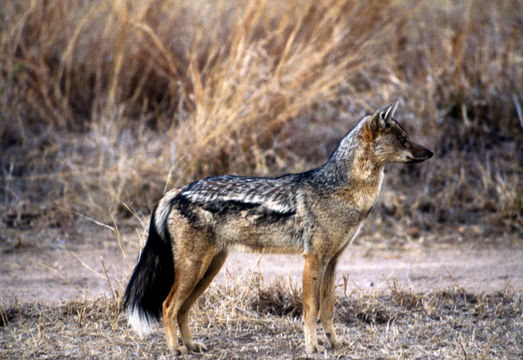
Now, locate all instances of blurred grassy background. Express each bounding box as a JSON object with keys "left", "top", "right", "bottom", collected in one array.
[{"left": 0, "top": 0, "right": 521, "bottom": 246}]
